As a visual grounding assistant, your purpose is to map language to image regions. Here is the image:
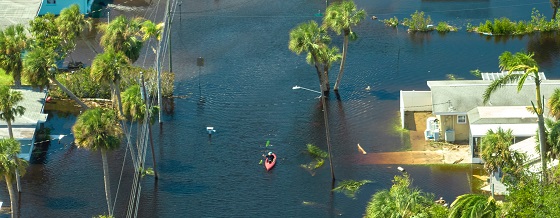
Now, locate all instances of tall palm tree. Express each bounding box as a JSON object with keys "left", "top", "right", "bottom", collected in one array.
[
  {"left": 480, "top": 128, "right": 524, "bottom": 191},
  {"left": 0, "top": 138, "right": 28, "bottom": 218},
  {"left": 483, "top": 51, "right": 548, "bottom": 183},
  {"left": 0, "top": 24, "right": 28, "bottom": 87},
  {"left": 72, "top": 108, "right": 123, "bottom": 216},
  {"left": 322, "top": 0, "right": 366, "bottom": 91},
  {"left": 0, "top": 85, "right": 26, "bottom": 139},
  {"left": 289, "top": 20, "right": 332, "bottom": 93},
  {"left": 99, "top": 16, "right": 146, "bottom": 62},
  {"left": 22, "top": 46, "right": 89, "bottom": 109},
  {"left": 55, "top": 4, "right": 92, "bottom": 59},
  {"left": 449, "top": 194, "right": 500, "bottom": 218},
  {"left": 90, "top": 50, "right": 130, "bottom": 115}
]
